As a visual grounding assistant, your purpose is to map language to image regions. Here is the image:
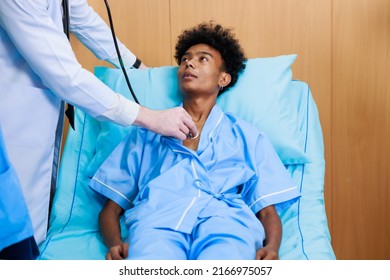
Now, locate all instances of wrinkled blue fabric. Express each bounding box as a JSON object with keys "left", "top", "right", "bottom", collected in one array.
[{"left": 89, "top": 105, "right": 300, "bottom": 259}]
